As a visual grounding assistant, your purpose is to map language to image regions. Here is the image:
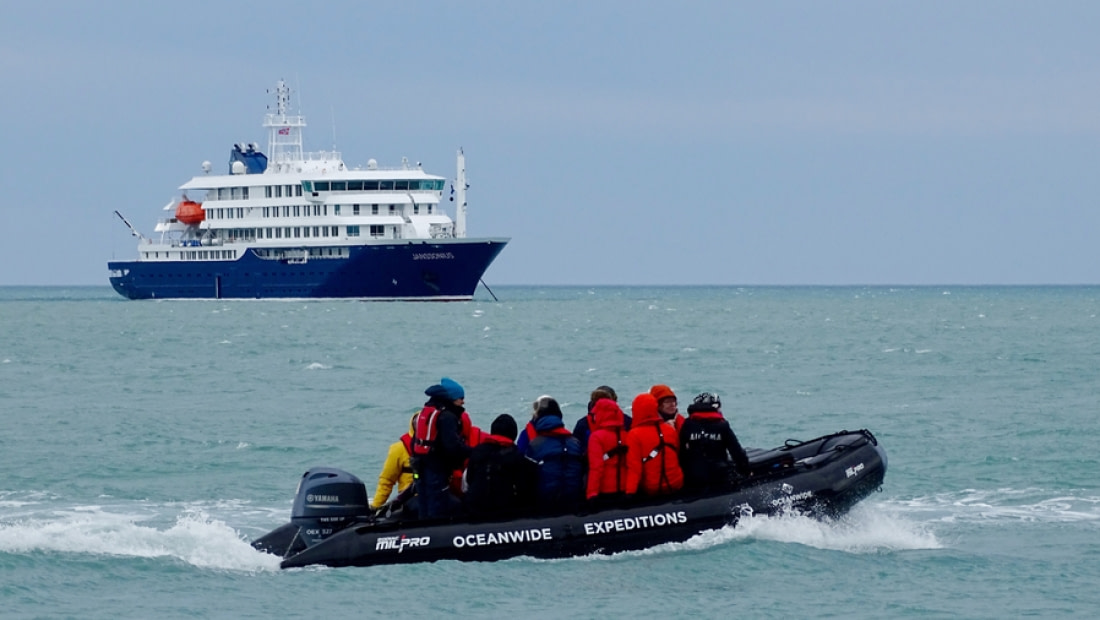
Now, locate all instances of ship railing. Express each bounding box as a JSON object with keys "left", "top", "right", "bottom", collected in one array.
[
  {"left": 140, "top": 238, "right": 225, "bottom": 248},
  {"left": 268, "top": 150, "right": 343, "bottom": 164}
]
